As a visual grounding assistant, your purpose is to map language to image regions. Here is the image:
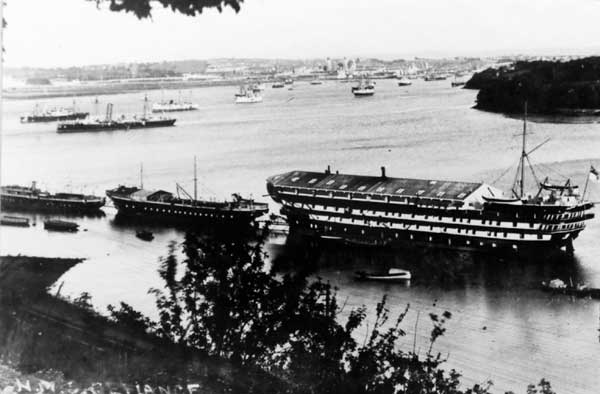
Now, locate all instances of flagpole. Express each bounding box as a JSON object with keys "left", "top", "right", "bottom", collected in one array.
[{"left": 582, "top": 164, "right": 591, "bottom": 202}]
